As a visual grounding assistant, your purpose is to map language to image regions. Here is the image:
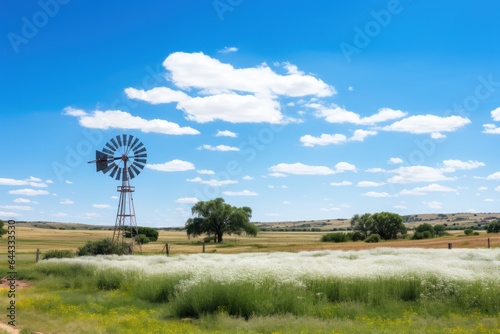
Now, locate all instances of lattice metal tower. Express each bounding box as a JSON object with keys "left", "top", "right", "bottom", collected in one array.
[{"left": 88, "top": 134, "right": 147, "bottom": 254}]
